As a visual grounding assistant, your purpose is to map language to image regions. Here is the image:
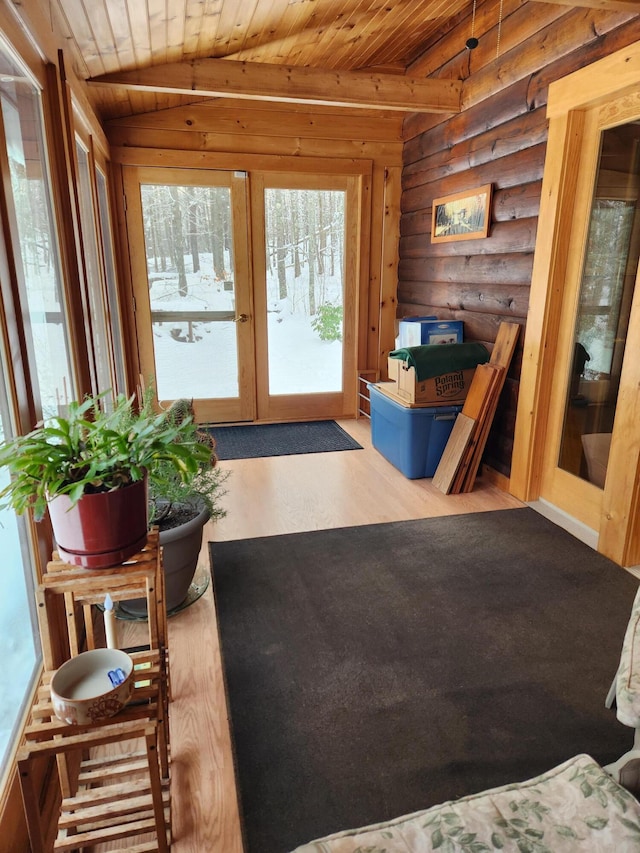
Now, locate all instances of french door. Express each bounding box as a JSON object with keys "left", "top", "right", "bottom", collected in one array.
[
  {"left": 123, "top": 166, "right": 359, "bottom": 423},
  {"left": 124, "top": 167, "right": 255, "bottom": 423},
  {"left": 537, "top": 101, "right": 640, "bottom": 557},
  {"left": 512, "top": 46, "right": 640, "bottom": 567}
]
